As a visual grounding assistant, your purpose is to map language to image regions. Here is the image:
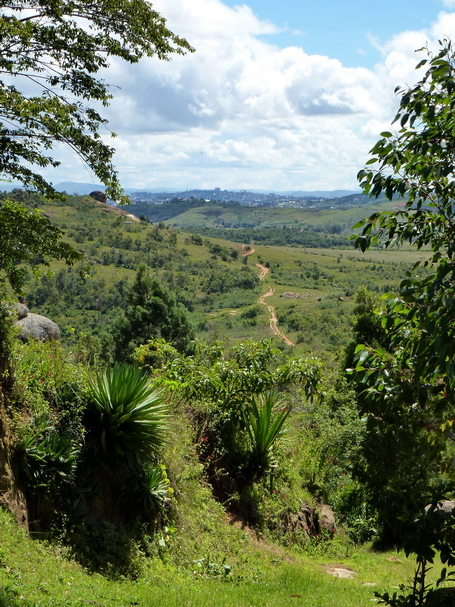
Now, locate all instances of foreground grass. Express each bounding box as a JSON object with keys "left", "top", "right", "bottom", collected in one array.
[{"left": 0, "top": 507, "right": 424, "bottom": 607}]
